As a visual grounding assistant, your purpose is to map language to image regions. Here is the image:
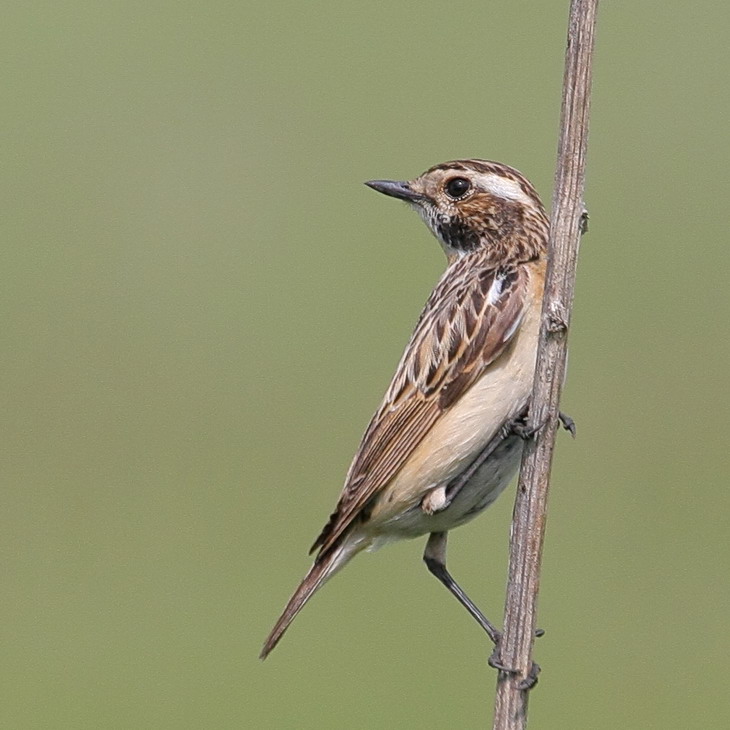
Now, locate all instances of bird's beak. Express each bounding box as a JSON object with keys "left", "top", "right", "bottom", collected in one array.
[{"left": 364, "top": 179, "right": 424, "bottom": 204}]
